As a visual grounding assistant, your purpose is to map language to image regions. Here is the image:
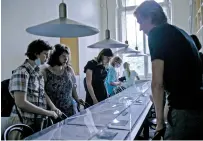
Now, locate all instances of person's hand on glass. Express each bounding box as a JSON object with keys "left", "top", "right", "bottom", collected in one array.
[
  {"left": 76, "top": 99, "right": 85, "bottom": 106},
  {"left": 51, "top": 107, "right": 62, "bottom": 116},
  {"left": 93, "top": 98, "right": 99, "bottom": 104}
]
